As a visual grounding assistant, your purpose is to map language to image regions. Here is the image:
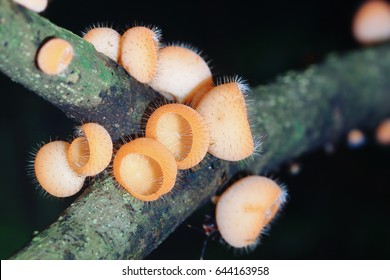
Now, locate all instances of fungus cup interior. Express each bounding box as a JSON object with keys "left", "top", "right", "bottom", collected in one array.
[
  {"left": 145, "top": 104, "right": 209, "bottom": 169},
  {"left": 113, "top": 138, "right": 177, "bottom": 201},
  {"left": 37, "top": 38, "right": 73, "bottom": 75}
]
